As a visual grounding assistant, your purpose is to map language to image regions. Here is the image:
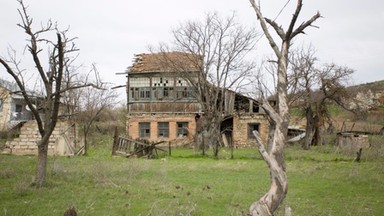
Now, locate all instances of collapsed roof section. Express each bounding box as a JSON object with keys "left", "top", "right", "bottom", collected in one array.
[{"left": 128, "top": 52, "right": 202, "bottom": 73}]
